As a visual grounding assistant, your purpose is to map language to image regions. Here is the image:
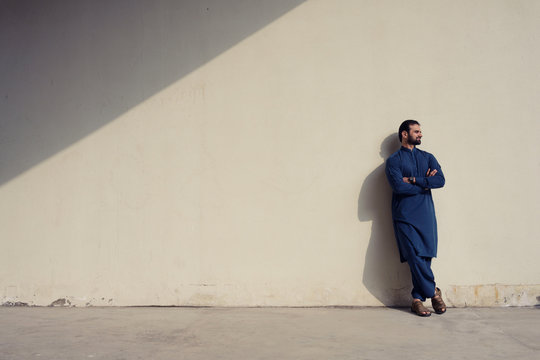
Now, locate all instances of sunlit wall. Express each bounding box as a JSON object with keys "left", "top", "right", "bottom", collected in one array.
[{"left": 1, "top": 0, "right": 539, "bottom": 306}]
